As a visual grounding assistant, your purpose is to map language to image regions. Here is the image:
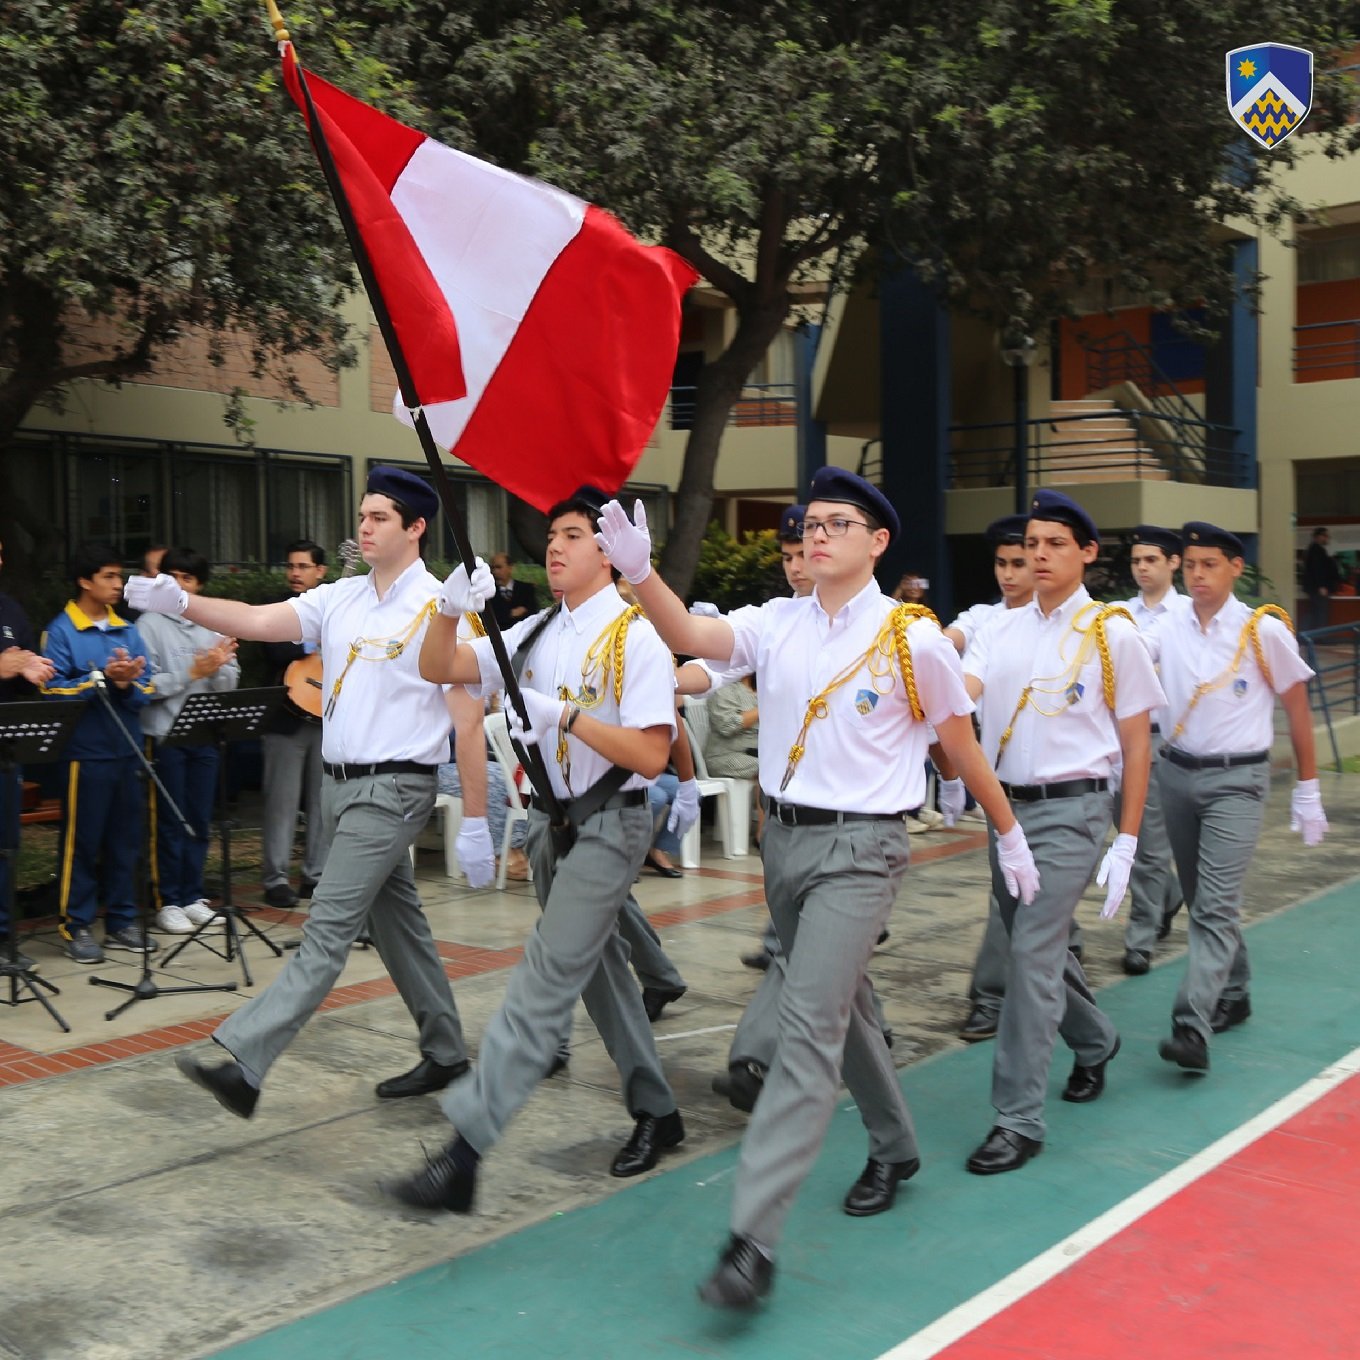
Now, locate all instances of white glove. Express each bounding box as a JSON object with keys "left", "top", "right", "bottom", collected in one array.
[
  {"left": 594, "top": 499, "right": 653, "bottom": 584},
  {"left": 1290, "top": 778, "right": 1328, "bottom": 847},
  {"left": 1096, "top": 833, "right": 1138, "bottom": 919},
  {"left": 124, "top": 573, "right": 188, "bottom": 616},
  {"left": 668, "top": 778, "right": 701, "bottom": 837},
  {"left": 438, "top": 559, "right": 495, "bottom": 616},
  {"left": 506, "top": 688, "right": 568, "bottom": 747},
  {"left": 996, "top": 823, "right": 1040, "bottom": 905},
  {"left": 688, "top": 601, "right": 720, "bottom": 618},
  {"left": 938, "top": 778, "right": 967, "bottom": 827},
  {"left": 455, "top": 816, "right": 496, "bottom": 889}
]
